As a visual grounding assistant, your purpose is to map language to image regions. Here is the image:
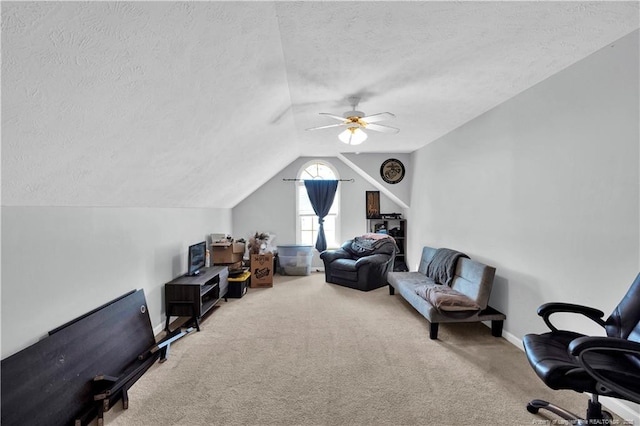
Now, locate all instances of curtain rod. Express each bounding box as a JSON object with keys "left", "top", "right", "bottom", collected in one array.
[{"left": 282, "top": 178, "right": 355, "bottom": 182}]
